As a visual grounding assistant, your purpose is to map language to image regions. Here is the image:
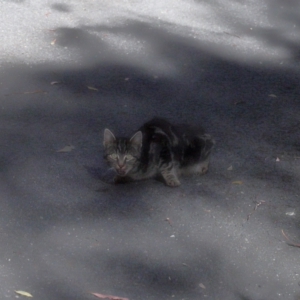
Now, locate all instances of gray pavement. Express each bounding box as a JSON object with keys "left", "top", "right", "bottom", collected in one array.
[{"left": 0, "top": 0, "right": 300, "bottom": 299}]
